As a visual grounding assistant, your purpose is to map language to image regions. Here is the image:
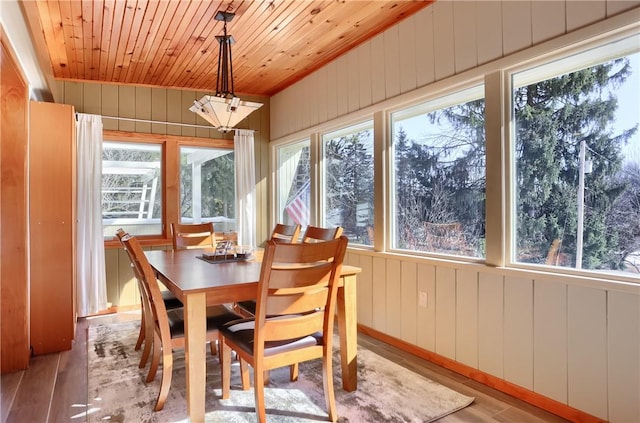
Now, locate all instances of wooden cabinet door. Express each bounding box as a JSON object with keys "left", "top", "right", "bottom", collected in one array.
[{"left": 29, "top": 101, "right": 76, "bottom": 355}]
